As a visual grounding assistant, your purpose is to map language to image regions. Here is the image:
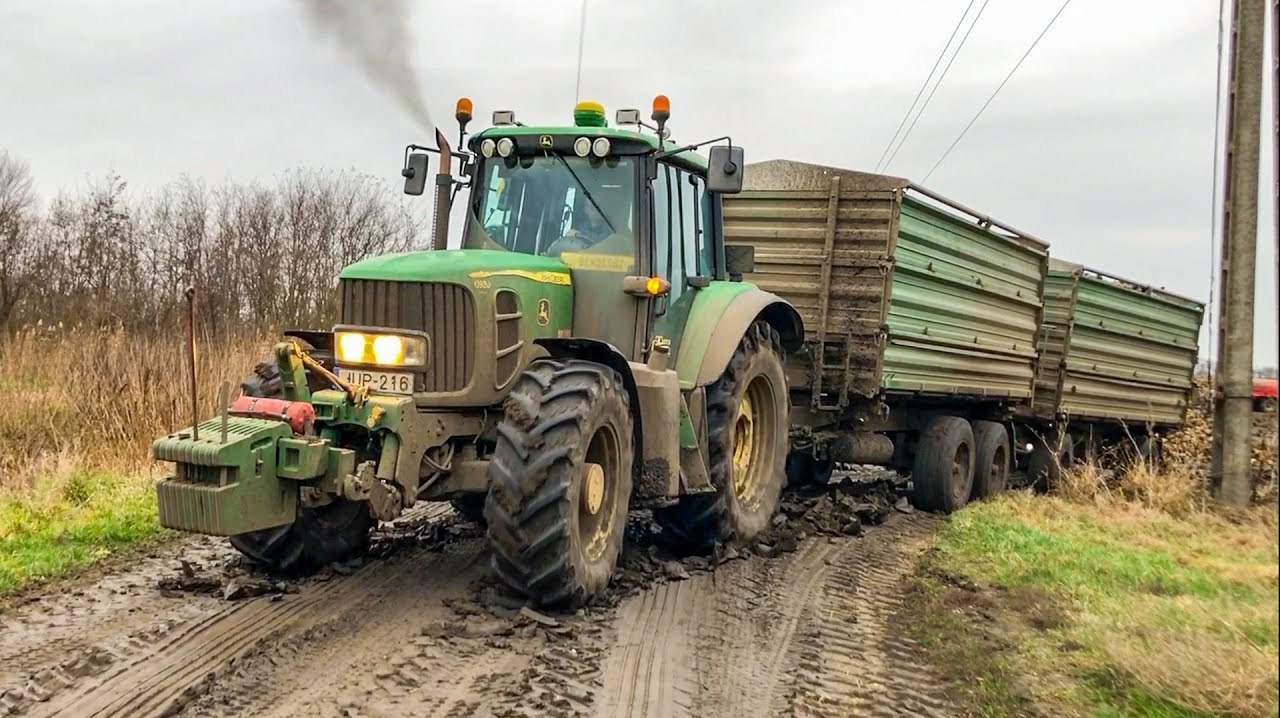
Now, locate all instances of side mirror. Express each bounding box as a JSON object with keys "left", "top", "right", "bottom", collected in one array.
[
  {"left": 725, "top": 244, "right": 755, "bottom": 279},
  {"left": 706, "top": 145, "right": 745, "bottom": 194},
  {"left": 402, "top": 152, "right": 429, "bottom": 196}
]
